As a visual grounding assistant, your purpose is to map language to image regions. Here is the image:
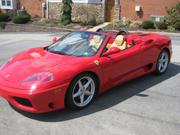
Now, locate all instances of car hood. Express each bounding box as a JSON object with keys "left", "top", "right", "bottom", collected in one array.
[{"left": 0, "top": 47, "right": 83, "bottom": 83}]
